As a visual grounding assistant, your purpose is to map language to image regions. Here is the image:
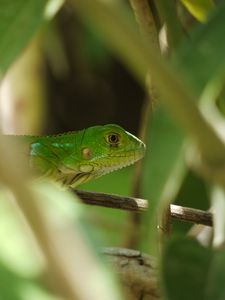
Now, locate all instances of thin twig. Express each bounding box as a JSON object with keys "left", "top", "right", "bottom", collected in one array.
[
  {"left": 75, "top": 189, "right": 213, "bottom": 227},
  {"left": 128, "top": 0, "right": 158, "bottom": 248},
  {"left": 129, "top": 0, "right": 159, "bottom": 47},
  {"left": 127, "top": 97, "right": 152, "bottom": 248}
]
